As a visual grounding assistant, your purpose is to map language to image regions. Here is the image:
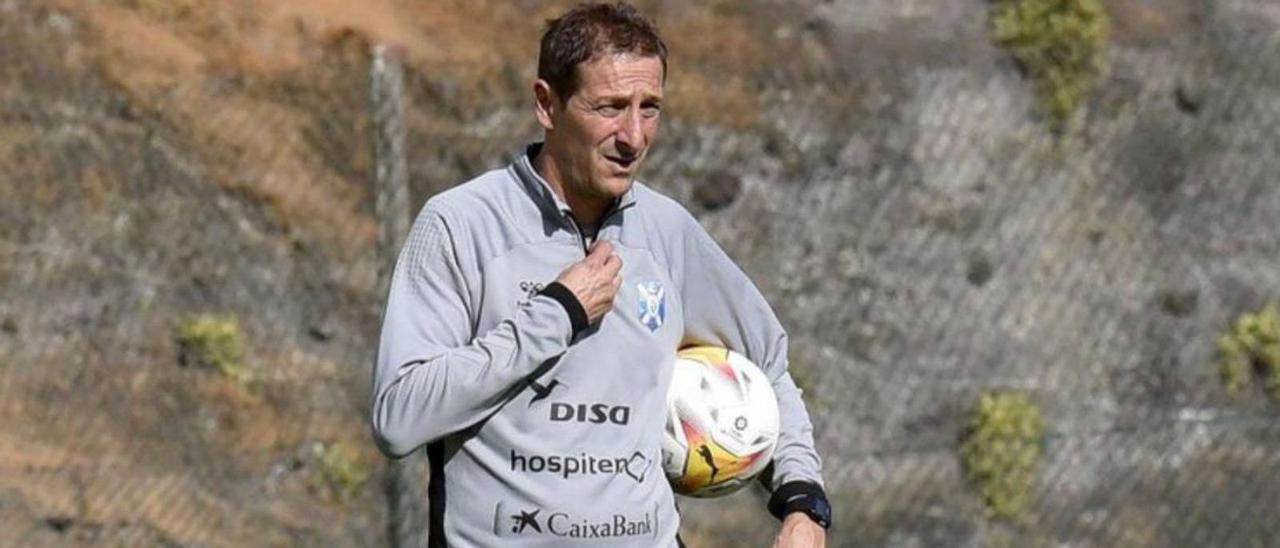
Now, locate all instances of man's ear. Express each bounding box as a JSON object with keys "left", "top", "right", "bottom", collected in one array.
[{"left": 533, "top": 80, "right": 558, "bottom": 131}]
